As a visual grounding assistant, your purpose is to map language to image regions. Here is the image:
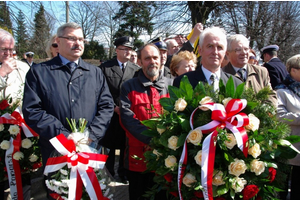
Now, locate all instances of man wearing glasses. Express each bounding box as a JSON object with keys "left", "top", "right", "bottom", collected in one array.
[
  {"left": 222, "top": 34, "right": 277, "bottom": 107},
  {"left": 22, "top": 22, "right": 114, "bottom": 173},
  {"left": 100, "top": 36, "right": 140, "bottom": 183}
]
